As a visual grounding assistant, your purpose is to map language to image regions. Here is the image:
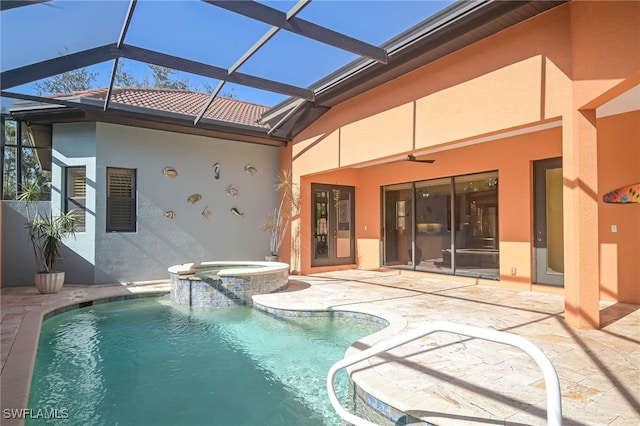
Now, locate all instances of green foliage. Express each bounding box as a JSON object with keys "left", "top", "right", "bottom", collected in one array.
[
  {"left": 262, "top": 169, "right": 300, "bottom": 256},
  {"left": 2, "top": 119, "right": 51, "bottom": 200},
  {"left": 34, "top": 68, "right": 97, "bottom": 95},
  {"left": 114, "top": 60, "right": 143, "bottom": 88},
  {"left": 148, "top": 64, "right": 190, "bottom": 90},
  {"left": 18, "top": 181, "right": 78, "bottom": 273},
  {"left": 200, "top": 81, "right": 238, "bottom": 99}
]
